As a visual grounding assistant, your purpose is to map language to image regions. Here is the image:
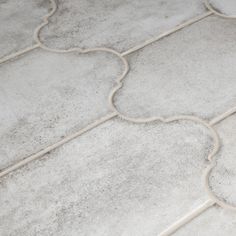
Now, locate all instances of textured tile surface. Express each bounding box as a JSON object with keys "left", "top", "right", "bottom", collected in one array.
[
  {"left": 1, "top": 0, "right": 236, "bottom": 235},
  {"left": 40, "top": 0, "right": 206, "bottom": 52},
  {"left": 0, "top": 48, "right": 123, "bottom": 169},
  {"left": 174, "top": 114, "right": 236, "bottom": 235},
  {"left": 114, "top": 16, "right": 236, "bottom": 120},
  {"left": 209, "top": 114, "right": 236, "bottom": 207},
  {"left": 0, "top": 0, "right": 49, "bottom": 59},
  {"left": 175, "top": 206, "right": 236, "bottom": 235},
  {"left": 0, "top": 118, "right": 213, "bottom": 236}
]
